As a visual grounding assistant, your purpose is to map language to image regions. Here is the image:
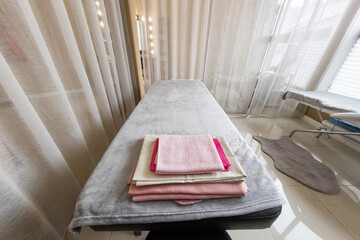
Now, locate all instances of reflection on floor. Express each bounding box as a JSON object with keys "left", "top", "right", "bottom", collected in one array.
[{"left": 65, "top": 117, "right": 360, "bottom": 240}]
